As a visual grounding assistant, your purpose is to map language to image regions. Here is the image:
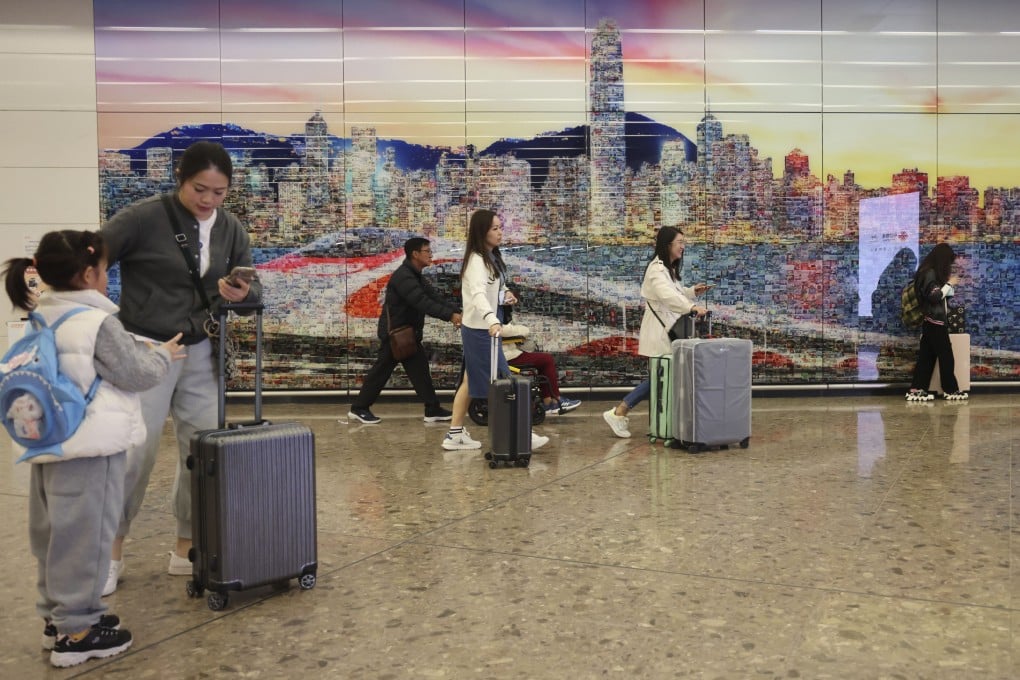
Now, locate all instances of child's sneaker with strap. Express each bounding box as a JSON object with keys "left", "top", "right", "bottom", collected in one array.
[
  {"left": 50, "top": 623, "right": 132, "bottom": 667},
  {"left": 43, "top": 614, "right": 120, "bottom": 650}
]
